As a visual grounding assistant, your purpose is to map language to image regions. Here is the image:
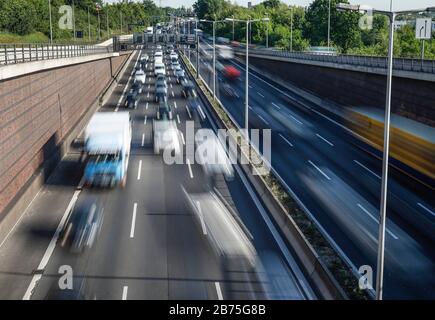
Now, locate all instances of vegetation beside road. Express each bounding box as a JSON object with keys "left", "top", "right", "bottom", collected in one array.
[{"left": 194, "top": 0, "right": 435, "bottom": 59}]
